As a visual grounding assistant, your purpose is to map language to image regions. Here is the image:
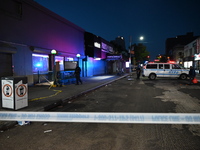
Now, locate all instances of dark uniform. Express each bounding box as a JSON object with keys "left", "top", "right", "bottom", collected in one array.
[
  {"left": 74, "top": 65, "right": 82, "bottom": 85},
  {"left": 189, "top": 66, "right": 196, "bottom": 84},
  {"left": 136, "top": 65, "right": 141, "bottom": 79}
]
